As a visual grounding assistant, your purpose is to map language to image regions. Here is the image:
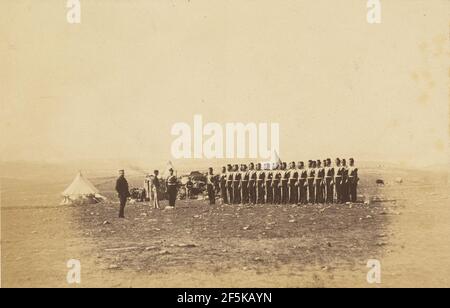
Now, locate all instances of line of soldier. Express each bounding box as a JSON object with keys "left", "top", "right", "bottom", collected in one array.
[{"left": 206, "top": 158, "right": 359, "bottom": 206}]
